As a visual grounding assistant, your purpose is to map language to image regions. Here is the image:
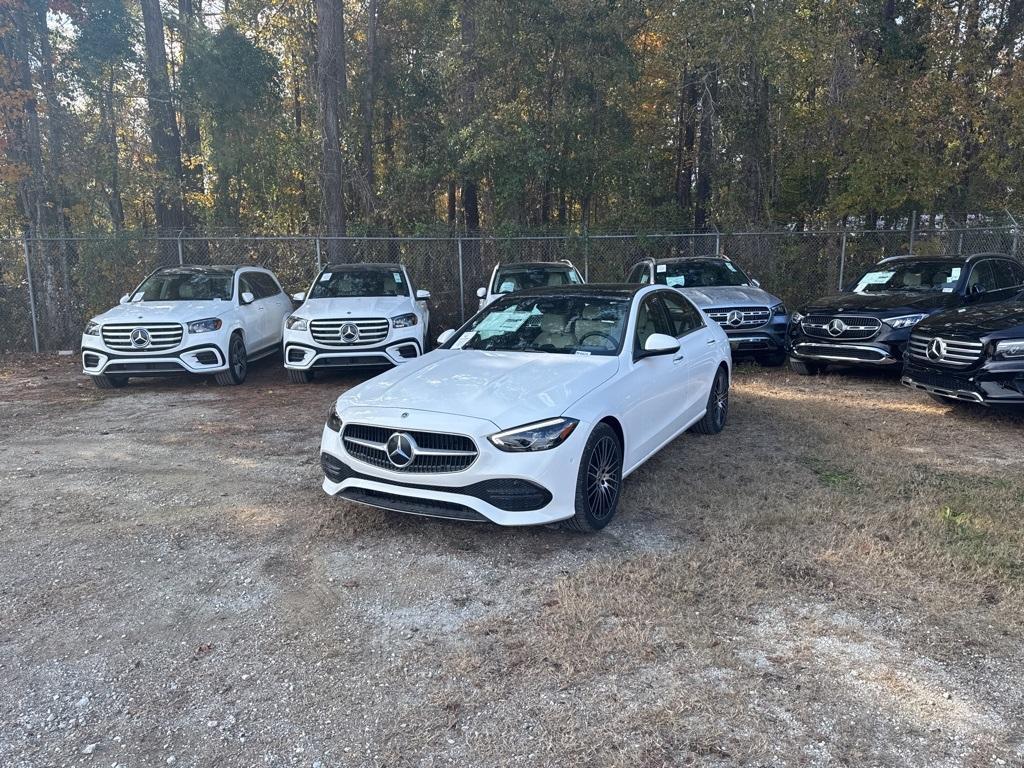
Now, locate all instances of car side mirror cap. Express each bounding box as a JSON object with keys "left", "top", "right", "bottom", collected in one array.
[
  {"left": 641, "top": 333, "right": 680, "bottom": 356},
  {"left": 119, "top": 293, "right": 130, "bottom": 304},
  {"left": 416, "top": 289, "right": 431, "bottom": 300},
  {"left": 476, "top": 287, "right": 487, "bottom": 299},
  {"left": 437, "top": 329, "right": 456, "bottom": 345},
  {"left": 241, "top": 291, "right": 256, "bottom": 305},
  {"left": 751, "top": 278, "right": 761, "bottom": 288},
  {"left": 291, "top": 291, "right": 306, "bottom": 302}
]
